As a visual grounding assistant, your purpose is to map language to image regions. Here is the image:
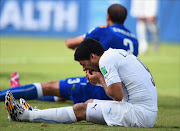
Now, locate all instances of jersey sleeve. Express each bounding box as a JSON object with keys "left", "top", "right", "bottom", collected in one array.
[
  {"left": 84, "top": 27, "right": 102, "bottom": 40},
  {"left": 99, "top": 53, "right": 121, "bottom": 87}
]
